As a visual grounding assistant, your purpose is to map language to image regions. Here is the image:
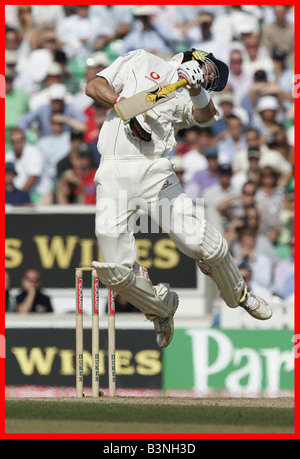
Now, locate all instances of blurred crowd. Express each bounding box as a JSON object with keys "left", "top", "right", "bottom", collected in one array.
[{"left": 5, "top": 5, "right": 294, "bottom": 302}]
